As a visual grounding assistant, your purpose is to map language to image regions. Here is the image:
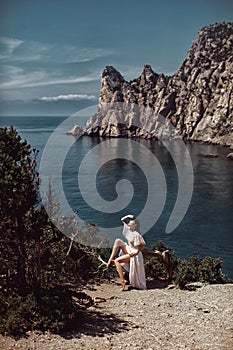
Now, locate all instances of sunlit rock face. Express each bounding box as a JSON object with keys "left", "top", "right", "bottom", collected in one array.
[{"left": 85, "top": 23, "right": 233, "bottom": 147}]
